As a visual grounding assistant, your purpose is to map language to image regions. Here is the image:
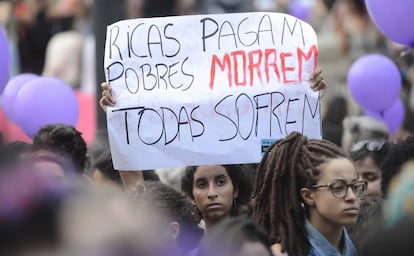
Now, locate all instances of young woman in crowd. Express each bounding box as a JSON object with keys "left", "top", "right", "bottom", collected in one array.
[
  {"left": 252, "top": 132, "right": 366, "bottom": 256},
  {"left": 181, "top": 164, "right": 253, "bottom": 232},
  {"left": 349, "top": 139, "right": 390, "bottom": 200}
]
